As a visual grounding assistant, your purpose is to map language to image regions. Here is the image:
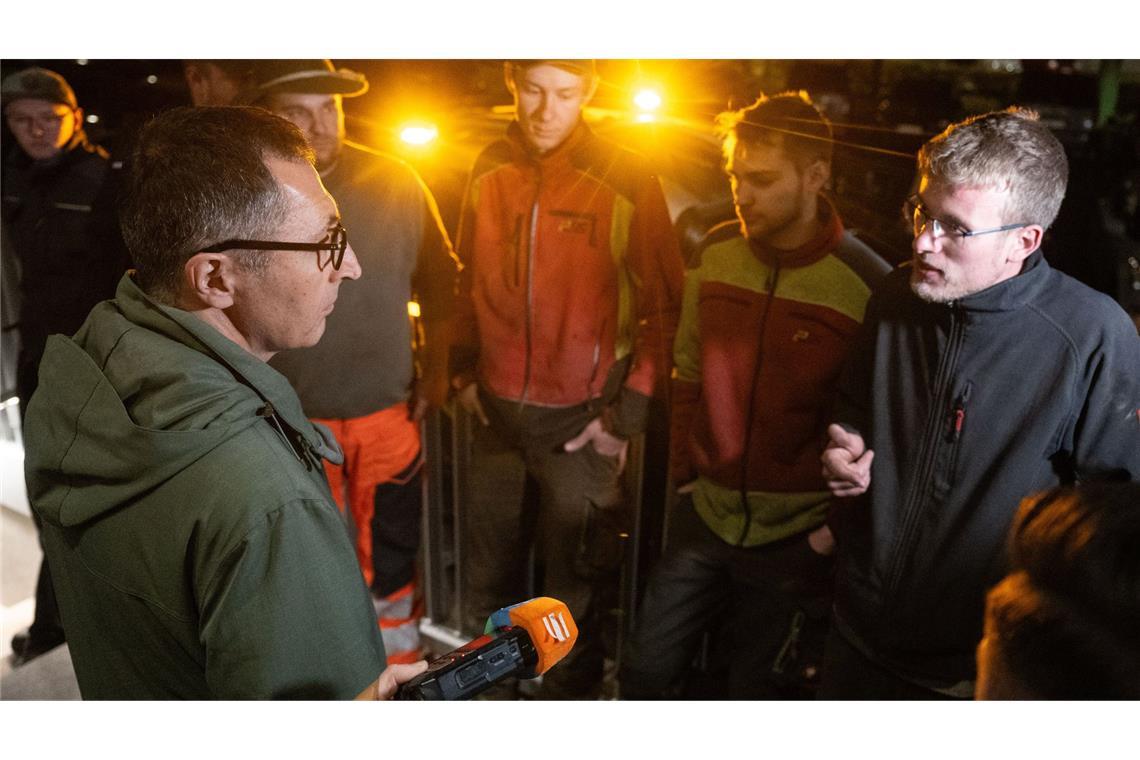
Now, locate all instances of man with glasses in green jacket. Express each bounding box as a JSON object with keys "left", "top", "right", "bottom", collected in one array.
[{"left": 22, "top": 106, "right": 426, "bottom": 699}]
